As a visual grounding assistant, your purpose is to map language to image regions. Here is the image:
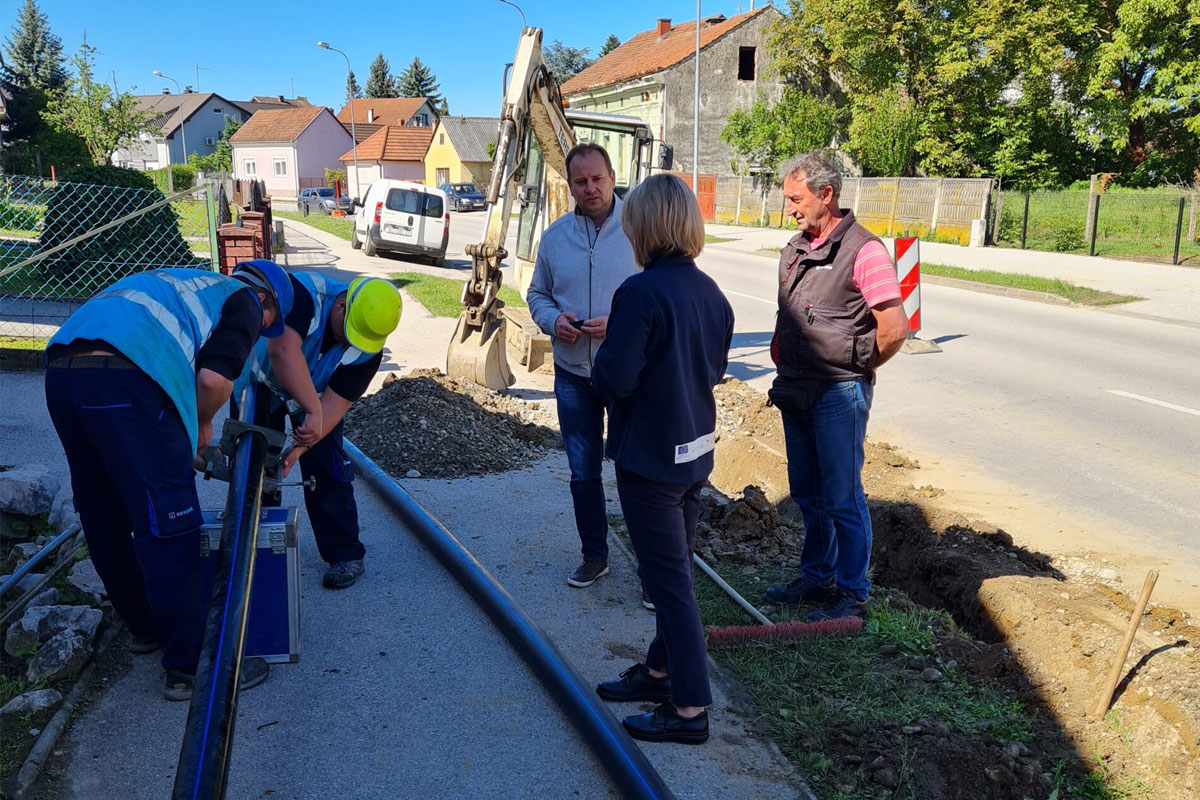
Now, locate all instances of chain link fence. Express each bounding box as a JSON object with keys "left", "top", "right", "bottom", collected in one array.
[{"left": 0, "top": 173, "right": 218, "bottom": 340}]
